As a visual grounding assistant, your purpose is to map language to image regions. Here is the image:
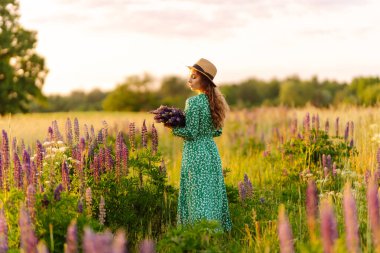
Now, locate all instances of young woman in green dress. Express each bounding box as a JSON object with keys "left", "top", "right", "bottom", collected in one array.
[{"left": 170, "top": 58, "right": 232, "bottom": 231}]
